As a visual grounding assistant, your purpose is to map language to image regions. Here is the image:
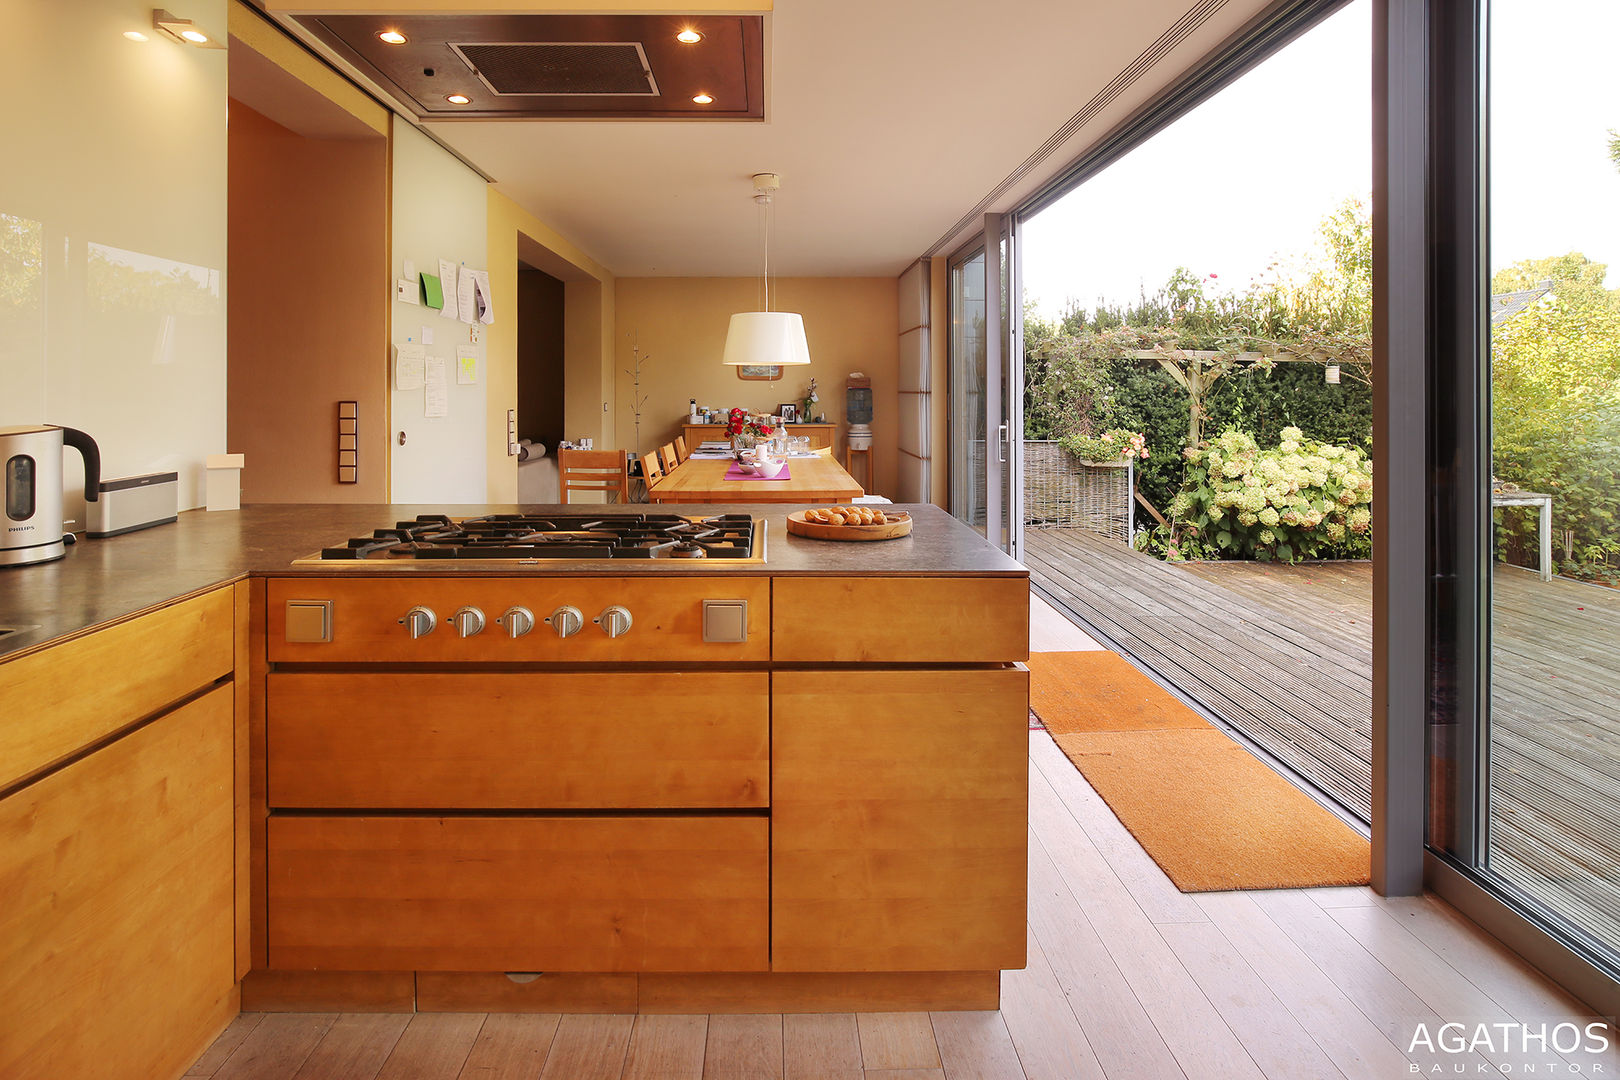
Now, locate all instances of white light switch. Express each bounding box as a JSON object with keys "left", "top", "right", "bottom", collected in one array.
[{"left": 702, "top": 600, "right": 748, "bottom": 643}]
